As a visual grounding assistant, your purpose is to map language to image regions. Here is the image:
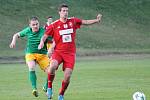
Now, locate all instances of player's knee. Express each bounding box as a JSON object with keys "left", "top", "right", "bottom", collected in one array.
[
  {"left": 27, "top": 61, "right": 36, "bottom": 71},
  {"left": 50, "top": 60, "right": 58, "bottom": 69},
  {"left": 64, "top": 70, "right": 72, "bottom": 81},
  {"left": 47, "top": 66, "right": 56, "bottom": 74}
]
